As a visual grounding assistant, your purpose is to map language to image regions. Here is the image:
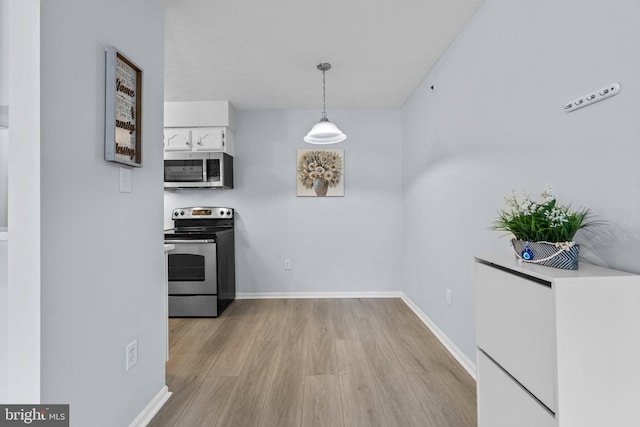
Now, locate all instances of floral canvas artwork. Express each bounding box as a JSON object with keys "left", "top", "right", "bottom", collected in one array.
[{"left": 296, "top": 148, "right": 344, "bottom": 197}]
